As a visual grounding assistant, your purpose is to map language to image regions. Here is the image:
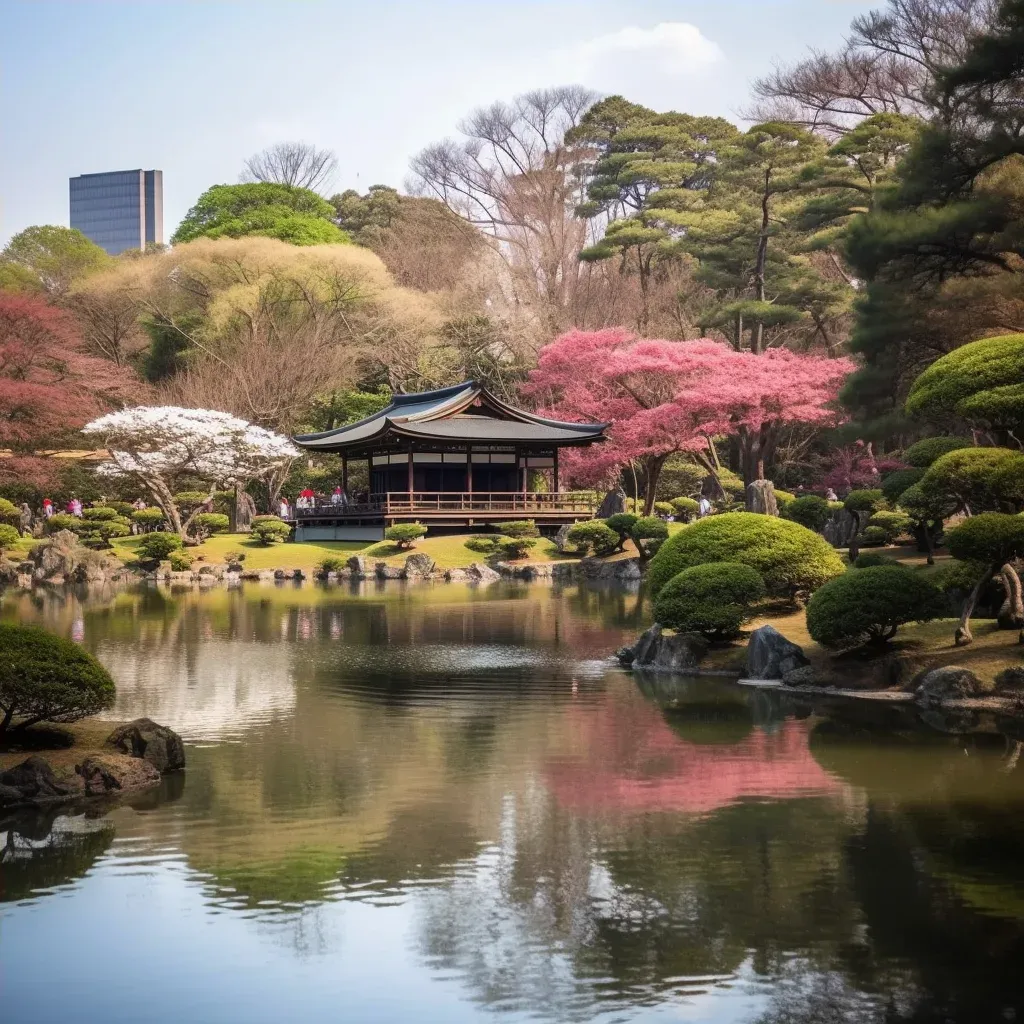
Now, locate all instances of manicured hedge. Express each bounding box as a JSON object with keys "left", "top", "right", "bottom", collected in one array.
[
  {"left": 0, "top": 623, "right": 116, "bottom": 733},
  {"left": 653, "top": 562, "right": 766, "bottom": 640},
  {"left": 645, "top": 511, "right": 846, "bottom": 599},
  {"left": 903, "top": 437, "right": 972, "bottom": 468},
  {"left": 806, "top": 564, "right": 945, "bottom": 649},
  {"left": 785, "top": 495, "right": 832, "bottom": 532}
]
